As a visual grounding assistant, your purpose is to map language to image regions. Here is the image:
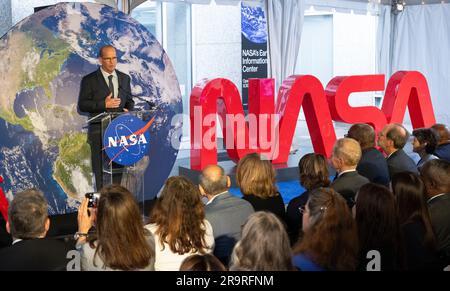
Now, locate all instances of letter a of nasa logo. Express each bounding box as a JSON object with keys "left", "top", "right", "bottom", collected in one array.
[{"left": 102, "top": 114, "right": 154, "bottom": 166}]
